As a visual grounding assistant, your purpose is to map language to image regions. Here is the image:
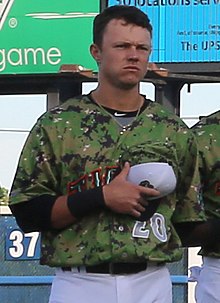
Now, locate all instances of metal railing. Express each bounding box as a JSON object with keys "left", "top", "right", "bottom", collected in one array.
[{"left": 0, "top": 275, "right": 188, "bottom": 285}]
